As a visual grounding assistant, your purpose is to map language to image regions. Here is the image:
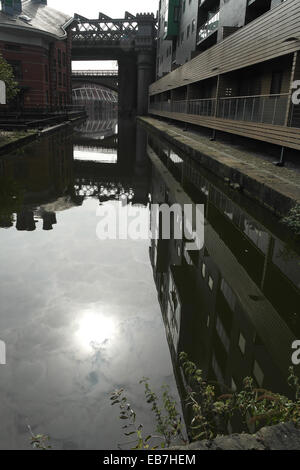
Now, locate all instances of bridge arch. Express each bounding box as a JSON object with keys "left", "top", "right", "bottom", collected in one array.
[{"left": 72, "top": 84, "right": 118, "bottom": 103}]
